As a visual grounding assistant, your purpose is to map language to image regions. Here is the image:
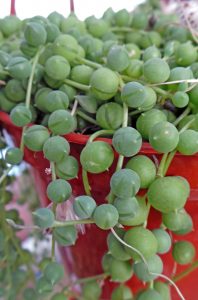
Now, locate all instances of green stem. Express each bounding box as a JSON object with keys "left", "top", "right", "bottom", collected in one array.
[
  {"left": 50, "top": 162, "right": 57, "bottom": 261},
  {"left": 153, "top": 86, "right": 171, "bottom": 97},
  {"left": 82, "top": 169, "right": 91, "bottom": 196},
  {"left": 179, "top": 117, "right": 195, "bottom": 133},
  {"left": 72, "top": 273, "right": 107, "bottom": 285},
  {"left": 156, "top": 153, "right": 168, "bottom": 177},
  {"left": 25, "top": 48, "right": 42, "bottom": 109},
  {"left": 163, "top": 150, "right": 177, "bottom": 176},
  {"left": 173, "top": 106, "right": 191, "bottom": 126},
  {"left": 111, "top": 26, "right": 134, "bottom": 32},
  {"left": 20, "top": 48, "right": 43, "bottom": 152},
  {"left": 76, "top": 110, "right": 97, "bottom": 125},
  {"left": 107, "top": 103, "right": 128, "bottom": 202},
  {"left": 53, "top": 218, "right": 94, "bottom": 228},
  {"left": 88, "top": 129, "right": 114, "bottom": 143},
  {"left": 64, "top": 79, "right": 90, "bottom": 91},
  {"left": 129, "top": 109, "right": 145, "bottom": 116},
  {"left": 173, "top": 260, "right": 198, "bottom": 283},
  {"left": 0, "top": 166, "right": 13, "bottom": 185},
  {"left": 75, "top": 57, "right": 102, "bottom": 69}
]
